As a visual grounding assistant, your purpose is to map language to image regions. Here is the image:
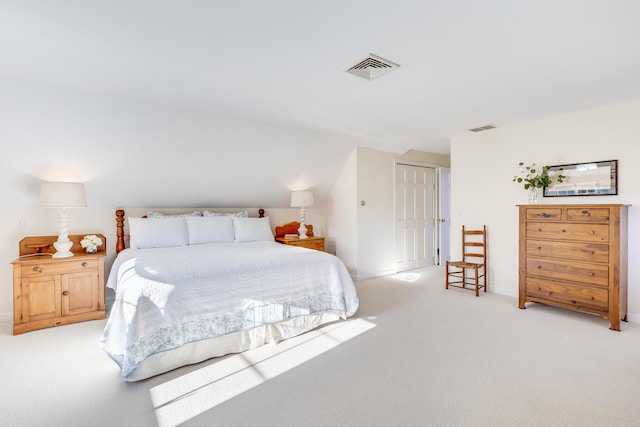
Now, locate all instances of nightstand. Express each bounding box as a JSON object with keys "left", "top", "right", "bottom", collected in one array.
[
  {"left": 11, "top": 235, "right": 106, "bottom": 335},
  {"left": 276, "top": 236, "right": 325, "bottom": 252}
]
